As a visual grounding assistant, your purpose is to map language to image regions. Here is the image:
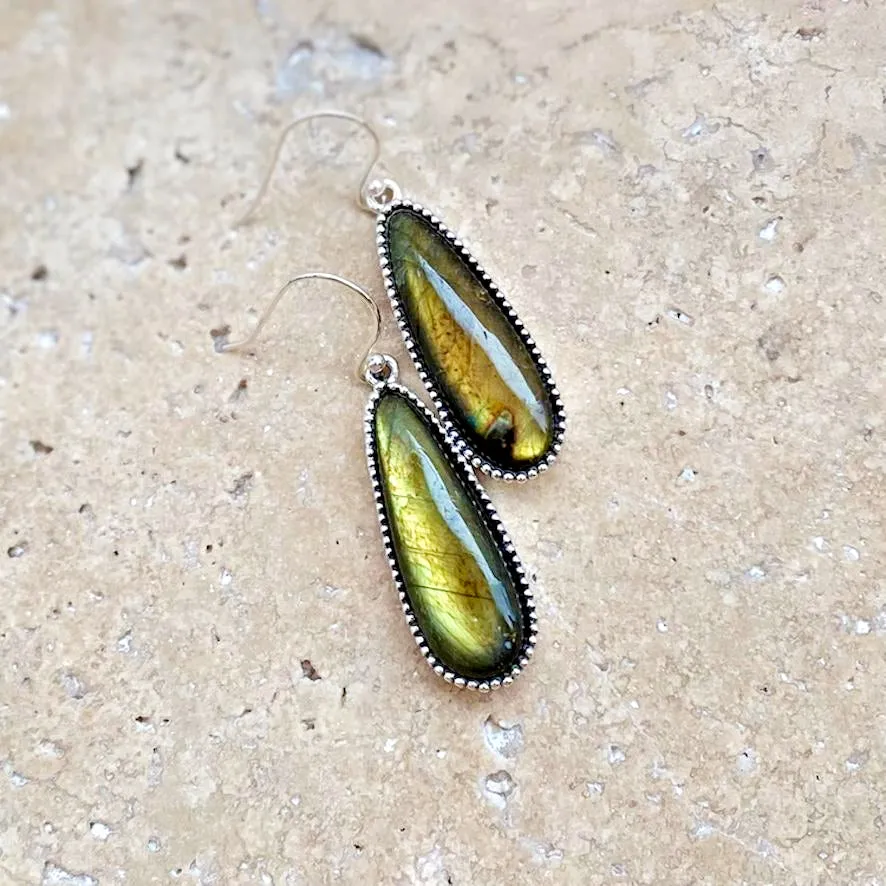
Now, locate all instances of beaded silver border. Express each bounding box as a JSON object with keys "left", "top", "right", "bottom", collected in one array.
[
  {"left": 375, "top": 200, "right": 567, "bottom": 482},
  {"left": 364, "top": 383, "right": 538, "bottom": 691}
]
